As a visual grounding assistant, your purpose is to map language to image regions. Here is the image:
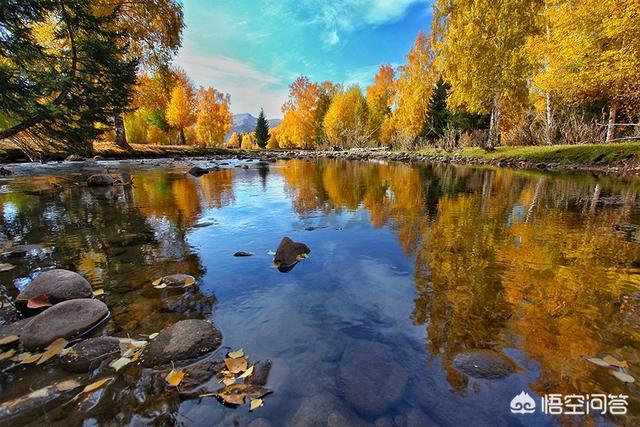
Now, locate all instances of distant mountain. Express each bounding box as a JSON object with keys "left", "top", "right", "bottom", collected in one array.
[{"left": 226, "top": 113, "right": 282, "bottom": 140}]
